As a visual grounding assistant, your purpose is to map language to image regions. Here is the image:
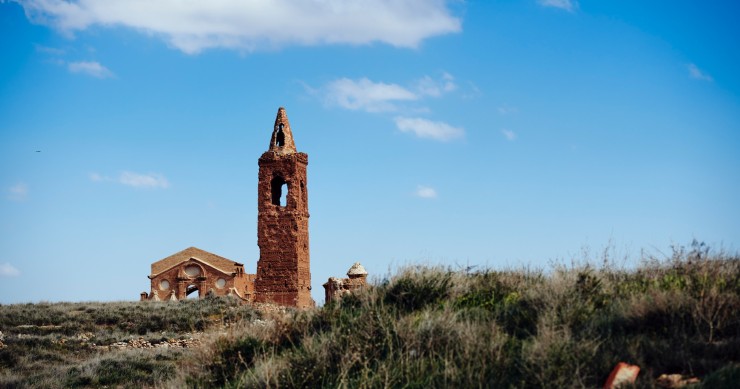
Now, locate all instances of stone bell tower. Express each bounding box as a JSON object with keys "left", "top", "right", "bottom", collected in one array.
[{"left": 254, "top": 107, "right": 314, "bottom": 308}]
